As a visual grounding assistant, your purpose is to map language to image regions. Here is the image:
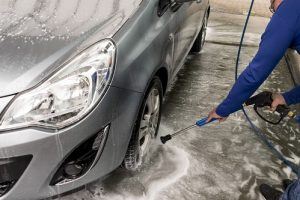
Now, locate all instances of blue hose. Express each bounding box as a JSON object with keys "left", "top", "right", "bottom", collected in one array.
[{"left": 236, "top": 0, "right": 299, "bottom": 174}]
